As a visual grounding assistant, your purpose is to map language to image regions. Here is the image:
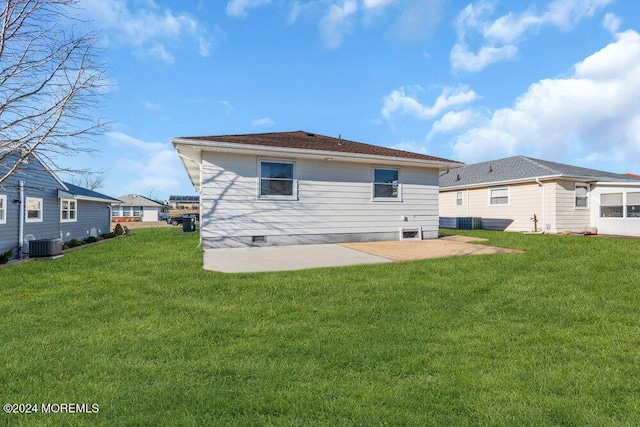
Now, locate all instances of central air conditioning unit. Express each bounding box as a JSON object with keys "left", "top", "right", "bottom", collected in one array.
[{"left": 28, "top": 239, "right": 63, "bottom": 259}]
